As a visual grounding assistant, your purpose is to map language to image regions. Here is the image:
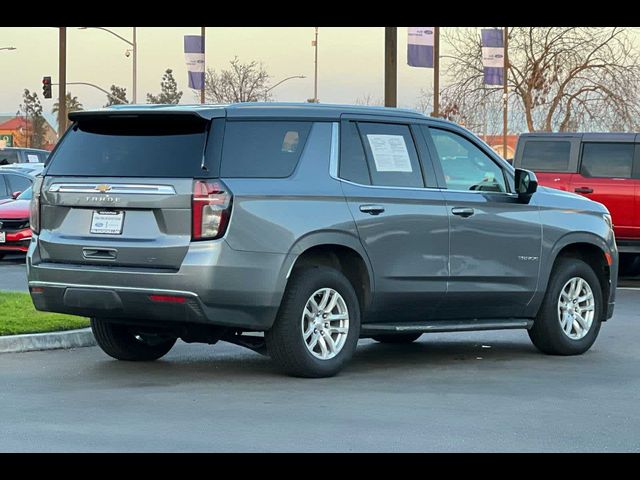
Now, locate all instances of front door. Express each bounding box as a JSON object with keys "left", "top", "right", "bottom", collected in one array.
[
  {"left": 570, "top": 141, "right": 639, "bottom": 240},
  {"left": 425, "top": 126, "right": 542, "bottom": 319},
  {"left": 337, "top": 119, "right": 449, "bottom": 322}
]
